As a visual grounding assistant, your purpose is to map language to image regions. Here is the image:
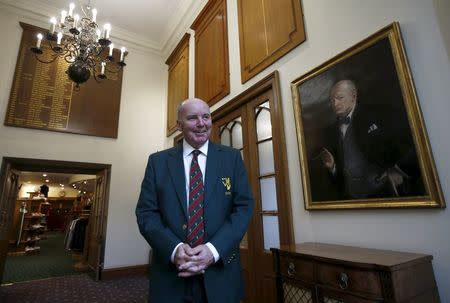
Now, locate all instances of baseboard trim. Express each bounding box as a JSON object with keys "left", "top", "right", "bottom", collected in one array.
[{"left": 101, "top": 264, "right": 149, "bottom": 280}]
